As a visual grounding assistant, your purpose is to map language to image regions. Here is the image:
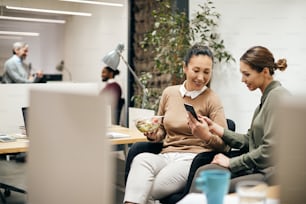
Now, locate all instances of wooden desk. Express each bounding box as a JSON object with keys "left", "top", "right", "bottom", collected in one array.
[
  {"left": 0, "top": 139, "right": 29, "bottom": 154},
  {"left": 110, "top": 125, "right": 147, "bottom": 145},
  {"left": 0, "top": 126, "right": 147, "bottom": 155}
]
